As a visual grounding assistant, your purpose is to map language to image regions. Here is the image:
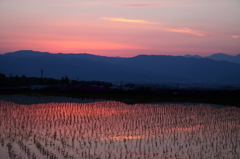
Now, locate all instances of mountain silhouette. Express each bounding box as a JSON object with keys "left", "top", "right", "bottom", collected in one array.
[
  {"left": 1, "top": 50, "right": 240, "bottom": 85},
  {"left": 206, "top": 53, "right": 240, "bottom": 64},
  {"left": 184, "top": 53, "right": 240, "bottom": 64},
  {"left": 184, "top": 54, "right": 202, "bottom": 58}
]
